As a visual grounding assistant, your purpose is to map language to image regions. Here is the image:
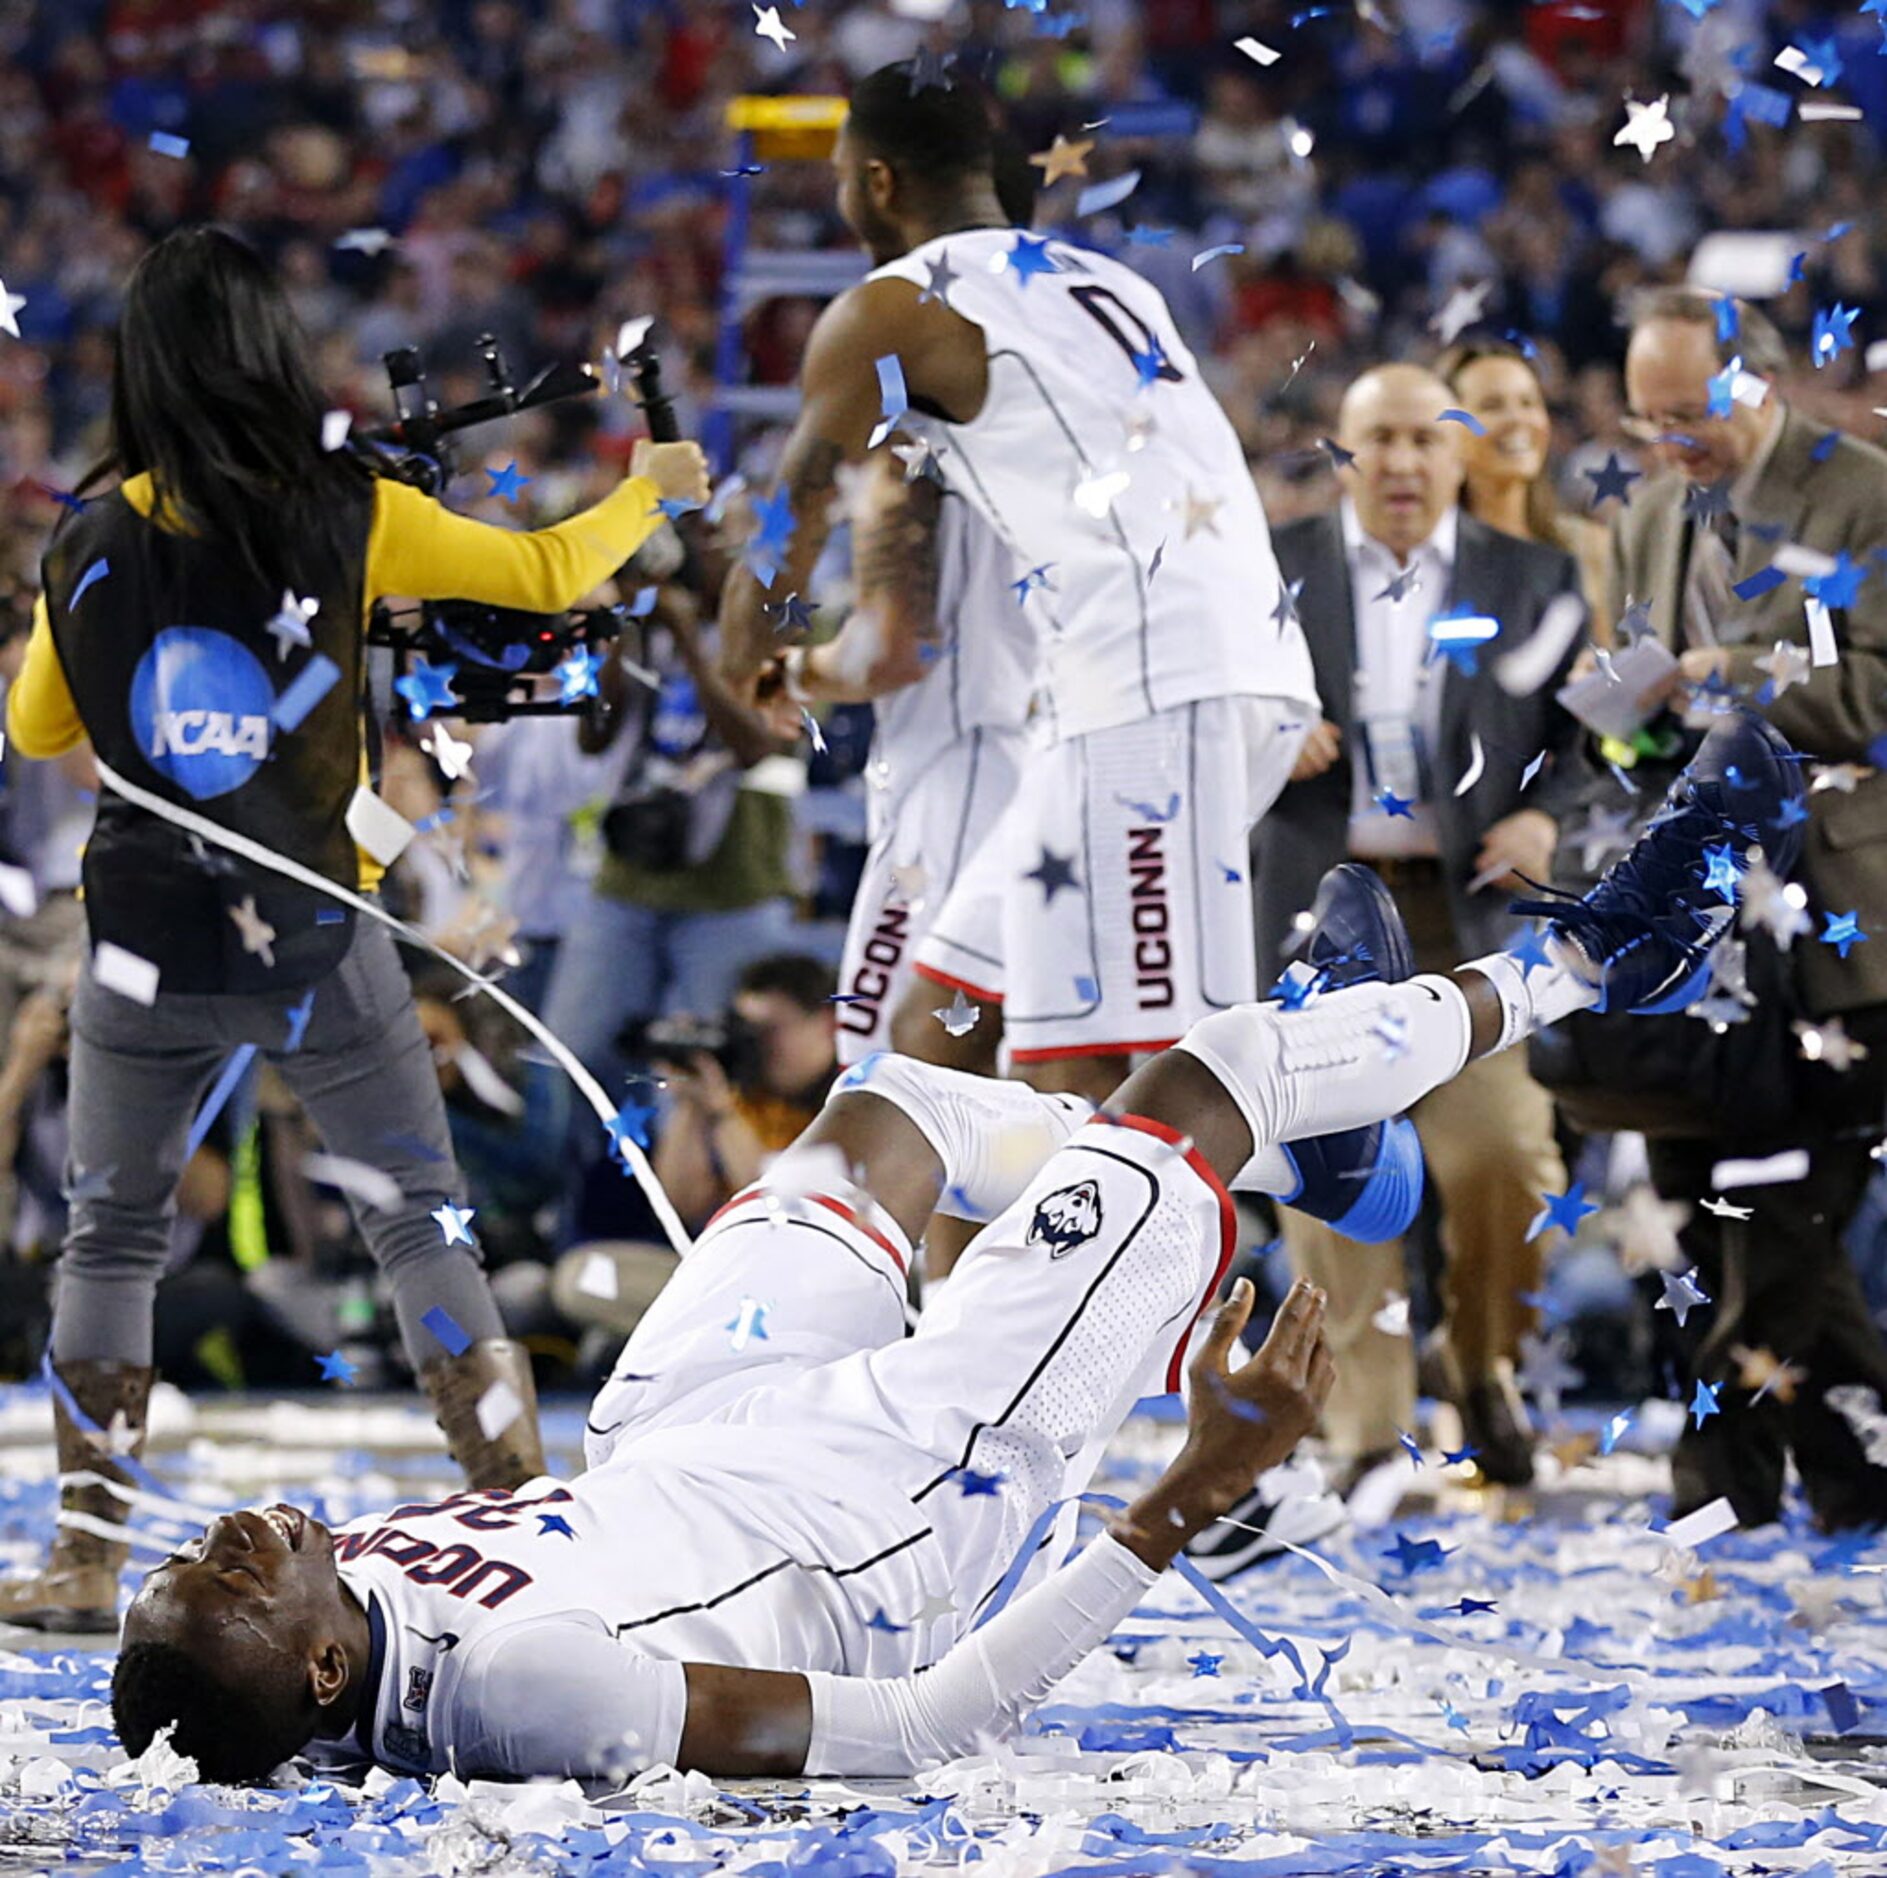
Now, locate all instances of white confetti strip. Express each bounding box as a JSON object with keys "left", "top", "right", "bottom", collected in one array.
[
  {"left": 1710, "top": 1147, "right": 1810, "bottom": 1189},
  {"left": 93, "top": 942, "right": 160, "bottom": 1005},
  {"left": 344, "top": 786, "right": 417, "bottom": 866},
  {"left": 475, "top": 1379, "right": 523, "bottom": 1441}
]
